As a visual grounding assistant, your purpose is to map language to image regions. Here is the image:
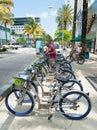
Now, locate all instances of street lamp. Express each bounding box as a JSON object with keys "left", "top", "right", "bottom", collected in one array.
[
  {"left": 48, "top": 6, "right": 54, "bottom": 9},
  {"left": 61, "top": 8, "right": 64, "bottom": 47}
]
